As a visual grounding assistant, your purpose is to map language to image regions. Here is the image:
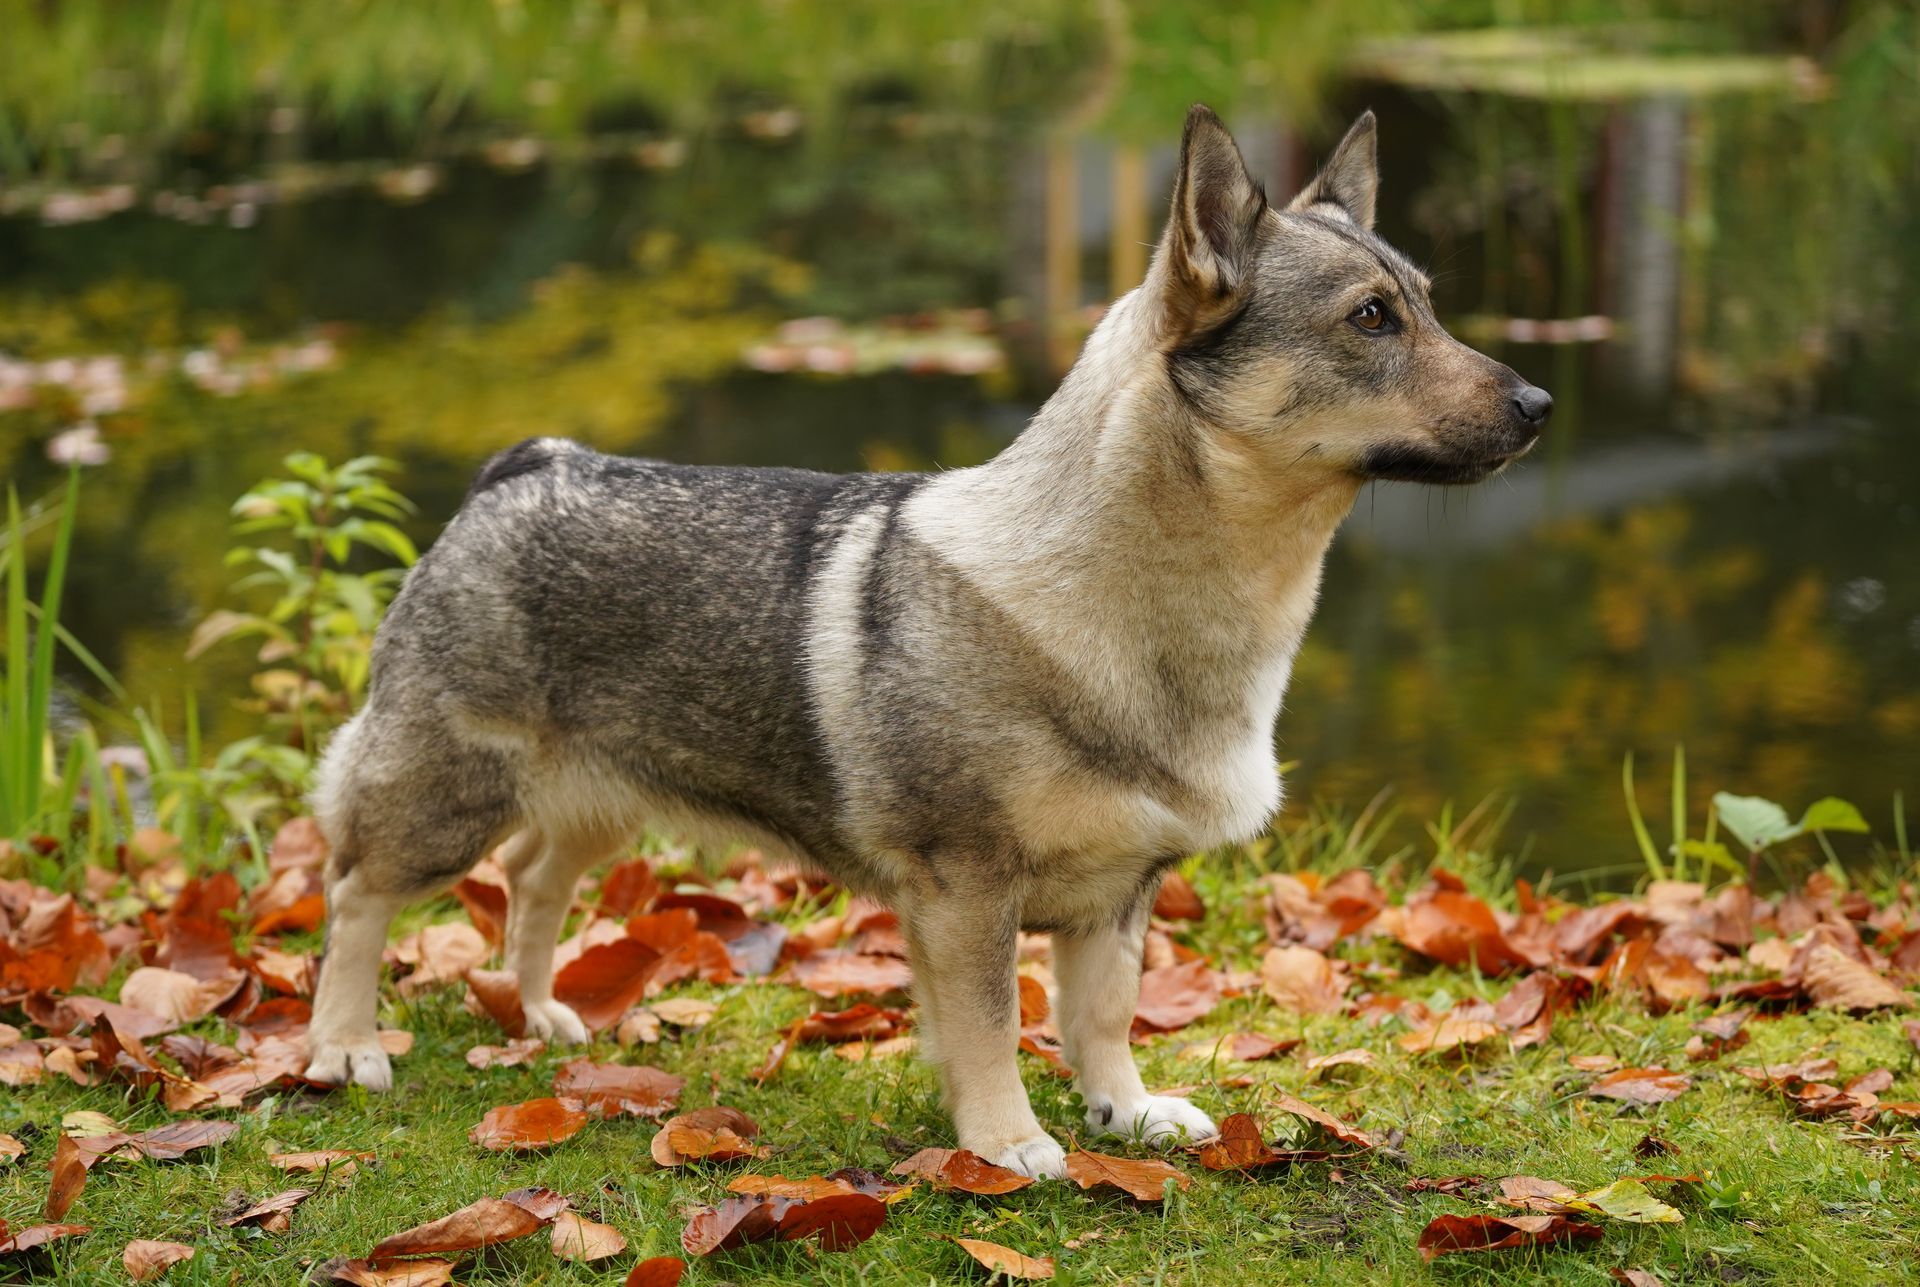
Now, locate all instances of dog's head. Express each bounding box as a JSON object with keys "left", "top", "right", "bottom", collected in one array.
[{"left": 1152, "top": 106, "right": 1550, "bottom": 486}]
